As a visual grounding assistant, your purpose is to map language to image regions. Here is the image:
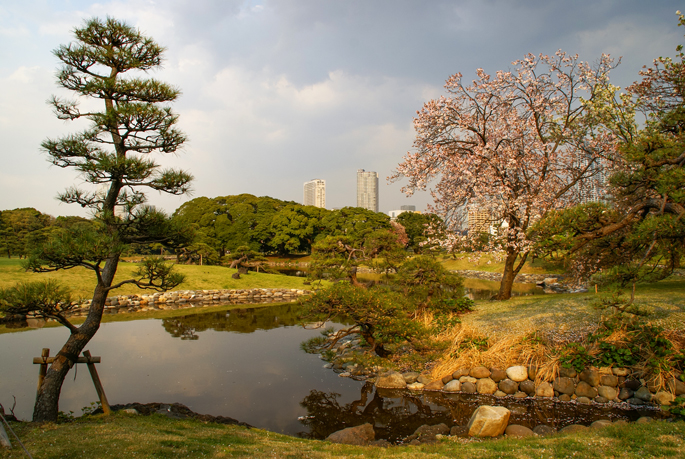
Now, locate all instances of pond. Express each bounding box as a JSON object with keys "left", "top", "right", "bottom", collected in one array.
[{"left": 0, "top": 303, "right": 657, "bottom": 441}]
